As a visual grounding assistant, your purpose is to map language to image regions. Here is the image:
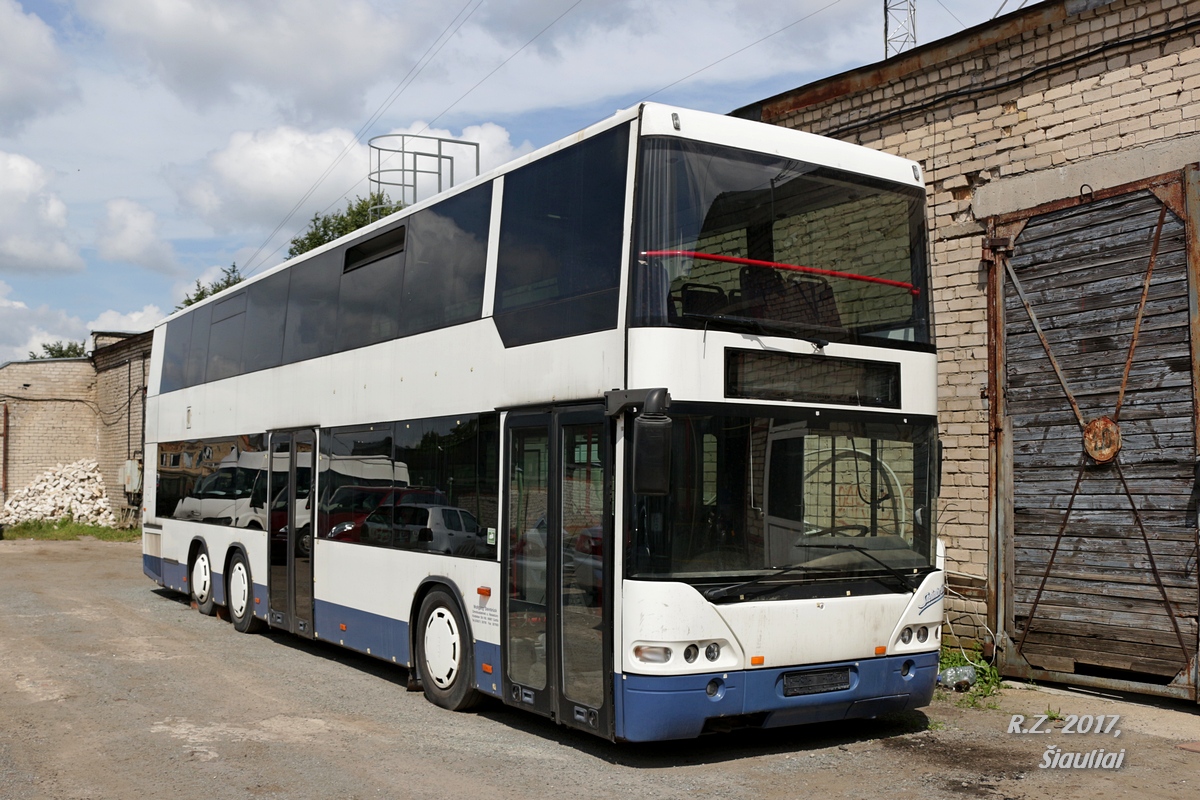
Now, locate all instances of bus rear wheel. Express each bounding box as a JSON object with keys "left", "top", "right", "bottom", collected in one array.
[
  {"left": 227, "top": 551, "right": 262, "bottom": 633},
  {"left": 190, "top": 548, "right": 216, "bottom": 616},
  {"left": 416, "top": 589, "right": 480, "bottom": 711}
]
